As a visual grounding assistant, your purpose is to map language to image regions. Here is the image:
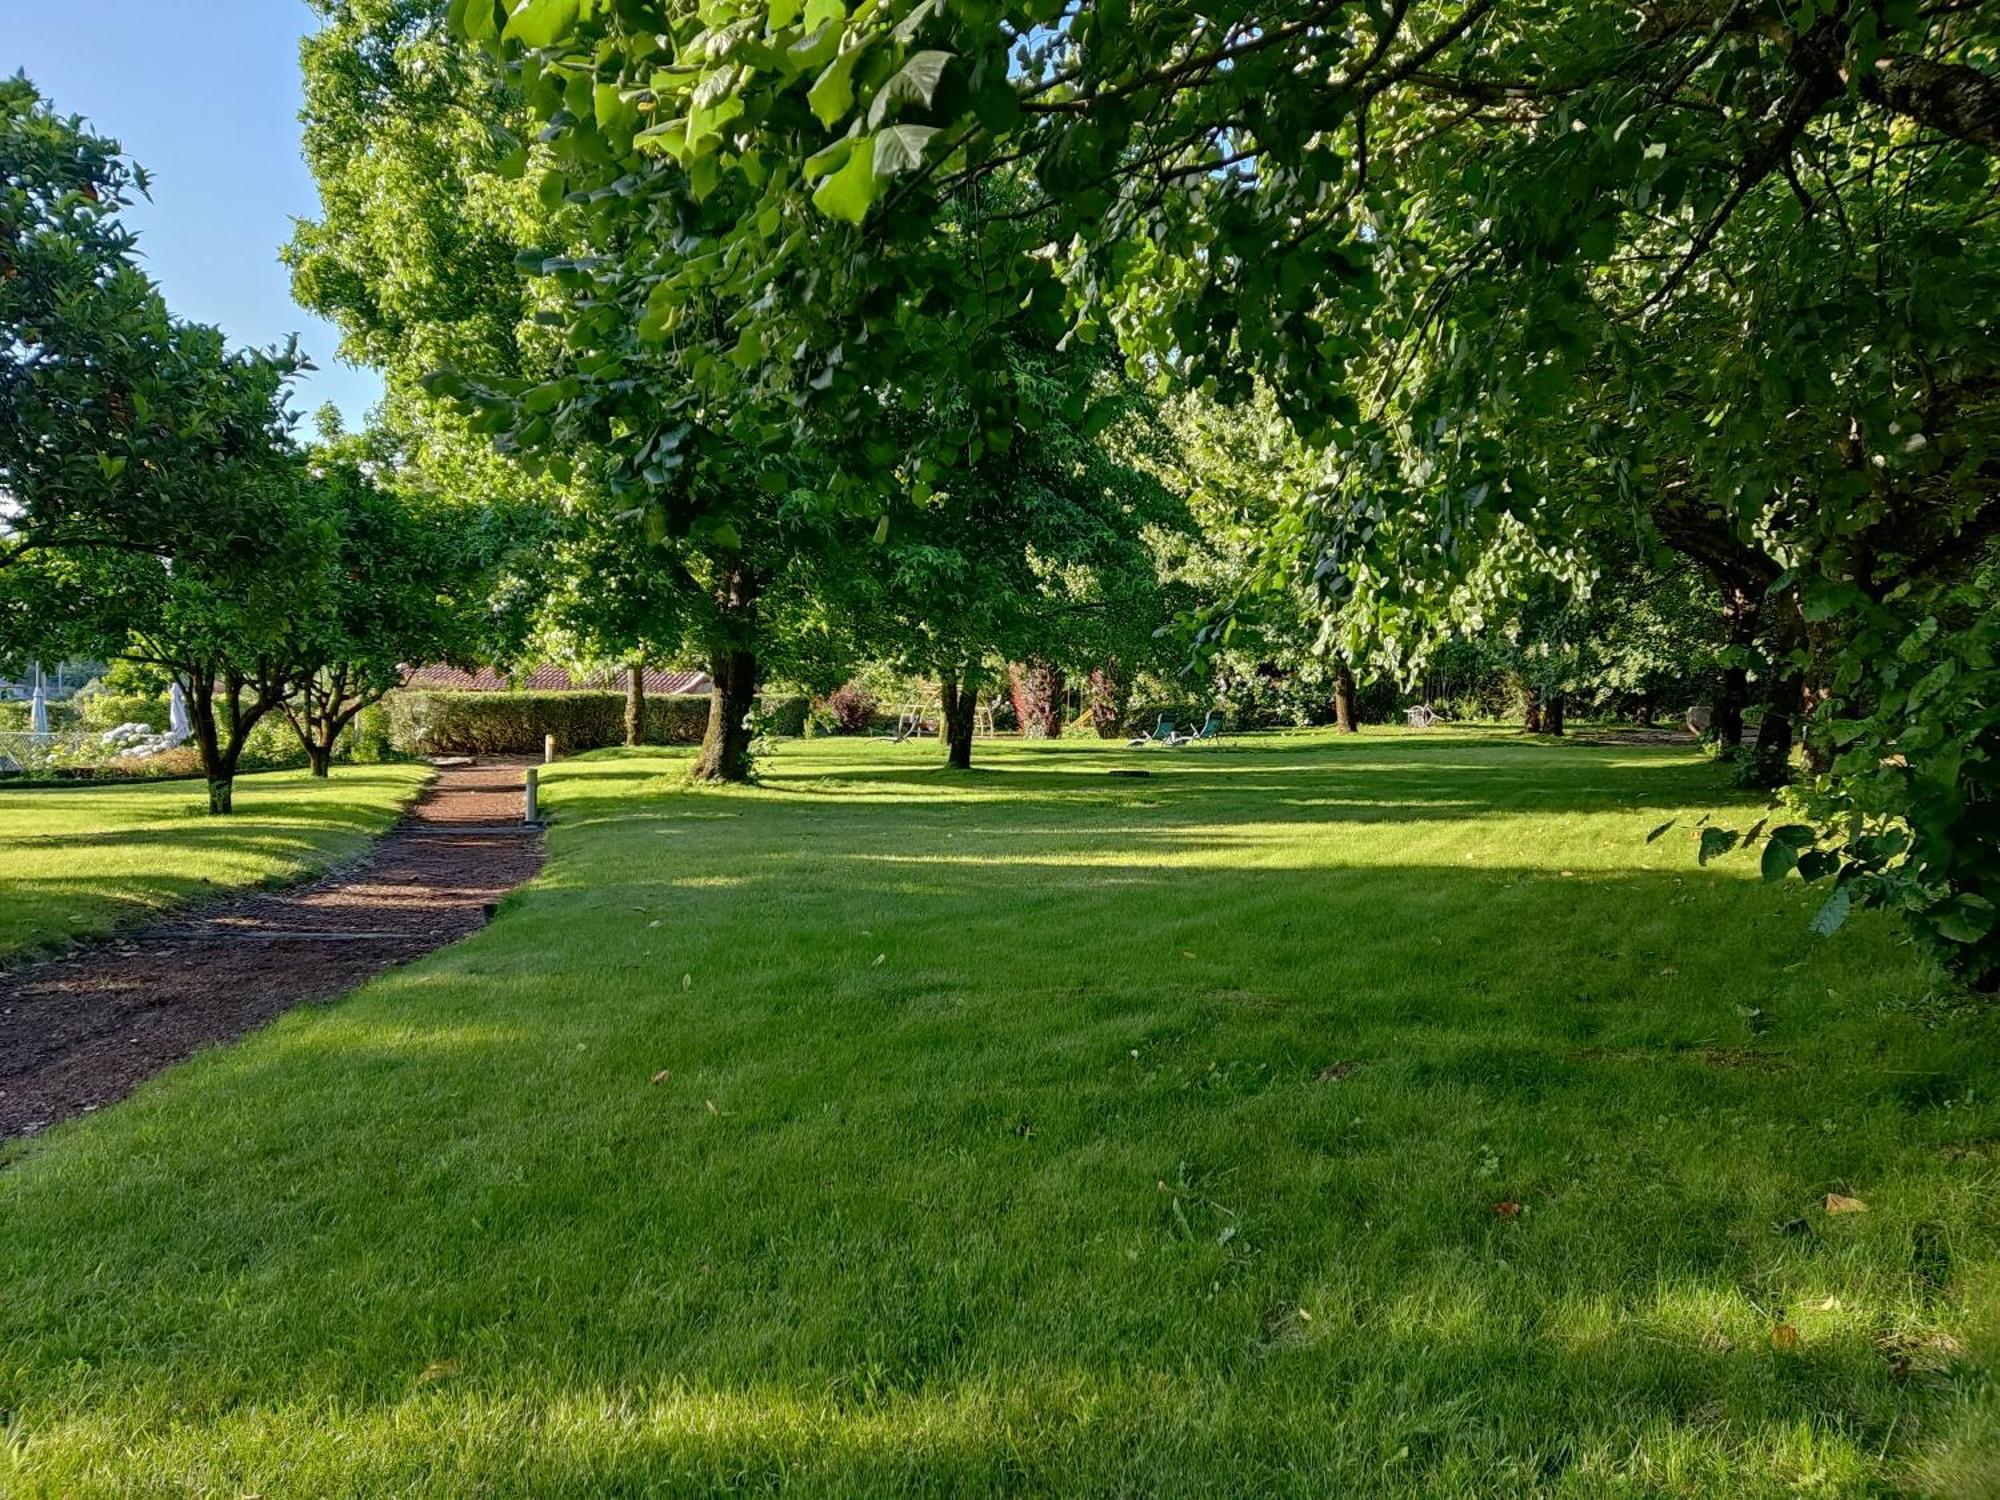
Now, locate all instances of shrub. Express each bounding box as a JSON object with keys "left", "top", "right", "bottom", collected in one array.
[
  {"left": 756, "top": 694, "right": 810, "bottom": 738},
  {"left": 823, "top": 682, "right": 878, "bottom": 734},
  {"left": 70, "top": 678, "right": 169, "bottom": 733},
  {"left": 386, "top": 691, "right": 706, "bottom": 755},
  {"left": 382, "top": 690, "right": 809, "bottom": 755},
  {"left": 345, "top": 702, "right": 395, "bottom": 764},
  {"left": 0, "top": 699, "right": 81, "bottom": 733}
]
